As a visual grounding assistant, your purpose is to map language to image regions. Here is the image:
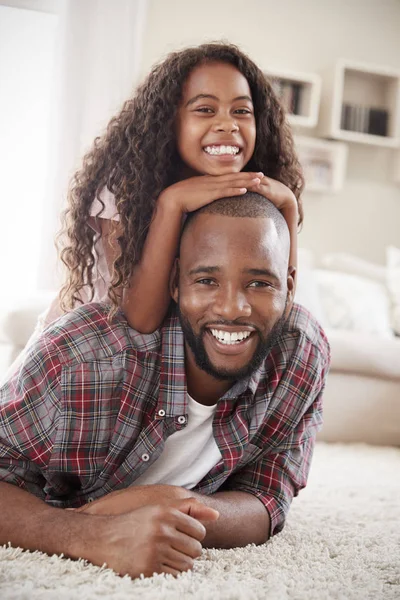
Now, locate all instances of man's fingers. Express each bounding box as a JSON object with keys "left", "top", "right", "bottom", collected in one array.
[
  {"left": 185, "top": 500, "right": 219, "bottom": 523},
  {"left": 175, "top": 498, "right": 219, "bottom": 523},
  {"left": 164, "top": 546, "right": 197, "bottom": 571},
  {"left": 161, "top": 564, "right": 184, "bottom": 577},
  {"left": 168, "top": 501, "right": 209, "bottom": 541},
  {"left": 169, "top": 529, "right": 203, "bottom": 560}
]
